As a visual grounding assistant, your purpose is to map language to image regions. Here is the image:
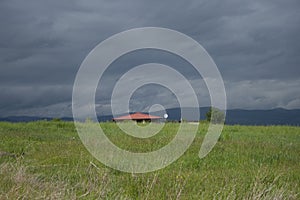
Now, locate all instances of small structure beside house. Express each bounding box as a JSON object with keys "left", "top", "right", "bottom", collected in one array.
[{"left": 113, "top": 112, "right": 162, "bottom": 123}]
